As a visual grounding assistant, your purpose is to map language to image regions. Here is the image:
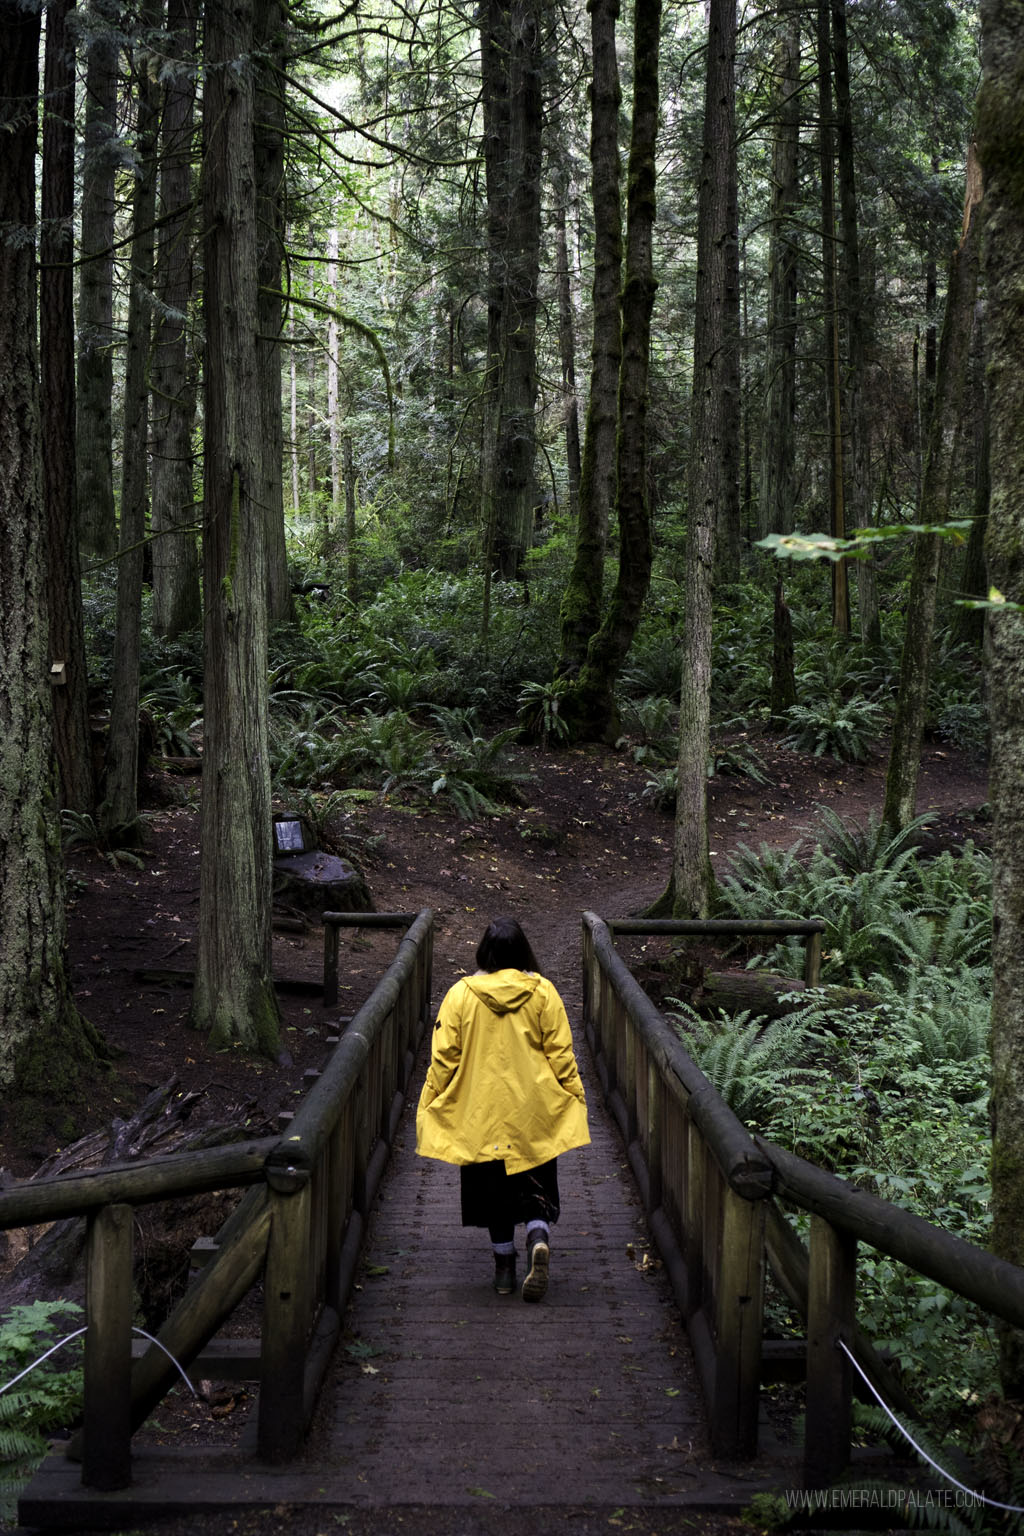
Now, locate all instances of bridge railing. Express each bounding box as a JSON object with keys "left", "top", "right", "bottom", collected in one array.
[
  {"left": 0, "top": 908, "right": 433, "bottom": 1493},
  {"left": 582, "top": 911, "right": 1024, "bottom": 1486}
]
